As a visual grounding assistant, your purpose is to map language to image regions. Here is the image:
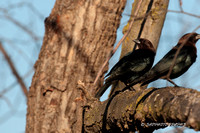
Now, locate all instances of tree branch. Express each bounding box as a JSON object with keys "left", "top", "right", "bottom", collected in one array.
[
  {"left": 84, "top": 87, "right": 200, "bottom": 132},
  {"left": 0, "top": 42, "right": 28, "bottom": 98},
  {"left": 168, "top": 10, "right": 200, "bottom": 19}
]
